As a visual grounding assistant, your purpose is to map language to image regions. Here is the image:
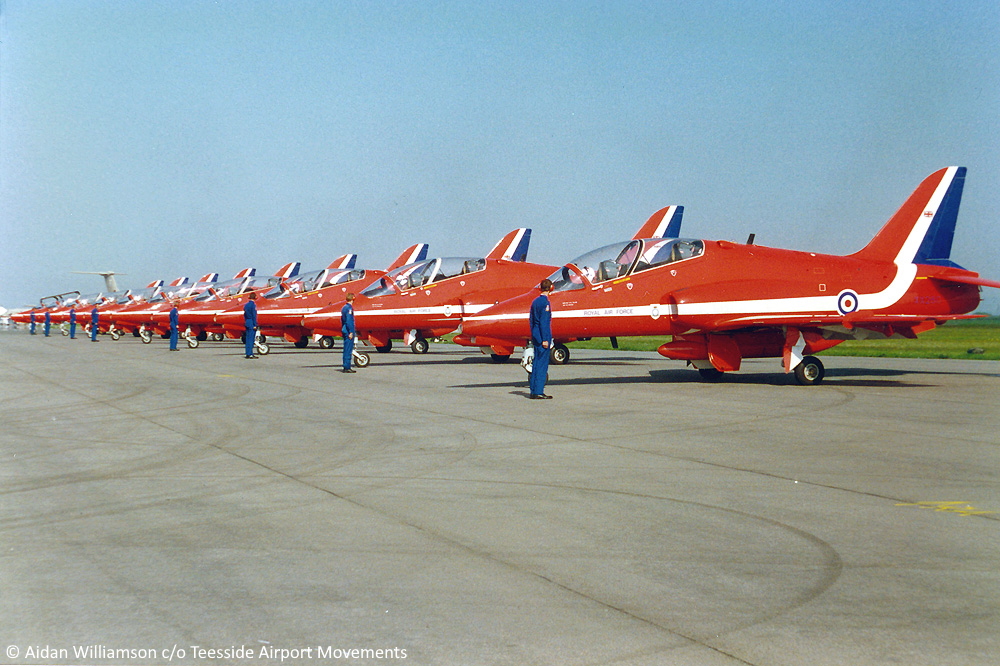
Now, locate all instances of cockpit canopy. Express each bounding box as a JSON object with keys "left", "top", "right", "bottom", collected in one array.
[
  {"left": 548, "top": 238, "right": 704, "bottom": 292},
  {"left": 361, "top": 257, "right": 486, "bottom": 297},
  {"left": 260, "top": 267, "right": 367, "bottom": 299}
]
